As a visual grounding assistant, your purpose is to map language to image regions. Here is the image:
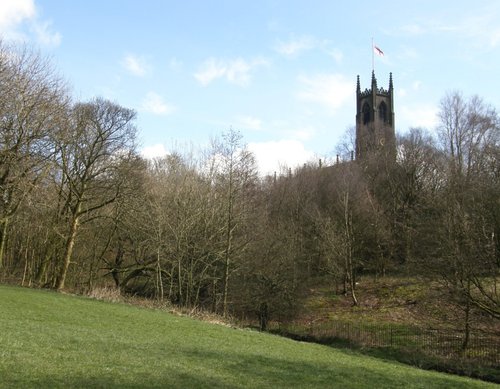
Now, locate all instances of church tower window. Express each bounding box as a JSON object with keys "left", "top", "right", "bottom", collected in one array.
[
  {"left": 362, "top": 102, "right": 371, "bottom": 124},
  {"left": 378, "top": 101, "right": 387, "bottom": 122}
]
